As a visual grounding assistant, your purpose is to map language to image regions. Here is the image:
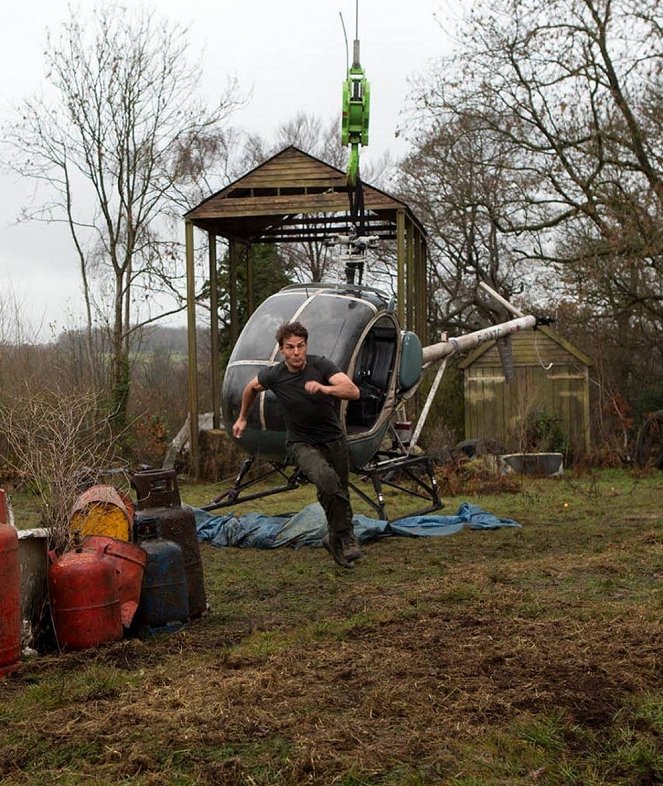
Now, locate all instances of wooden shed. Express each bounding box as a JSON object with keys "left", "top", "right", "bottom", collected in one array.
[{"left": 458, "top": 326, "right": 593, "bottom": 455}]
